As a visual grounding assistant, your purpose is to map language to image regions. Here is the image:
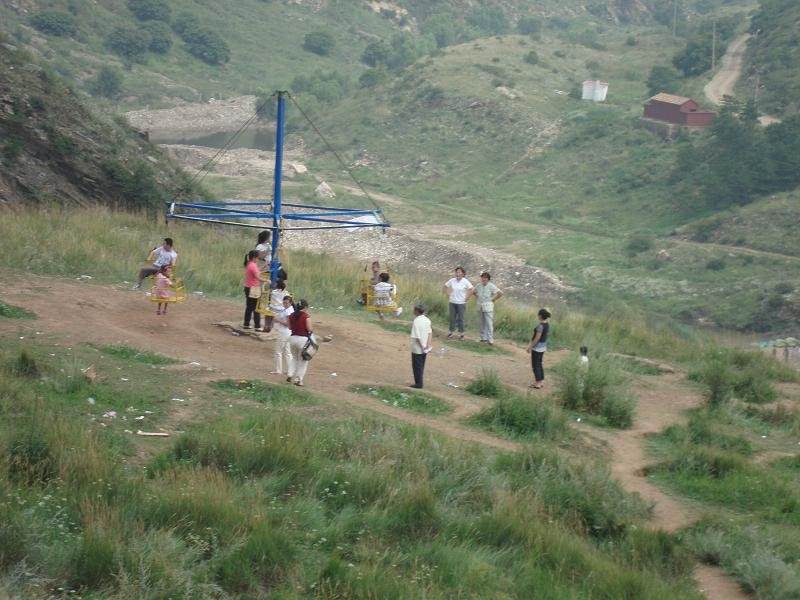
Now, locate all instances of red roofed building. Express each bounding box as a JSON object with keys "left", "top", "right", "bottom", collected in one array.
[{"left": 643, "top": 93, "right": 716, "bottom": 127}]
